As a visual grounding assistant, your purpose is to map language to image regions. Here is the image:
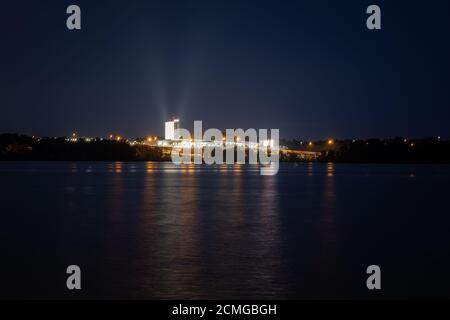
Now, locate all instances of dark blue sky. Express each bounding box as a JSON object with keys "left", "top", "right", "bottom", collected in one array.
[{"left": 1, "top": 0, "right": 450, "bottom": 139}]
